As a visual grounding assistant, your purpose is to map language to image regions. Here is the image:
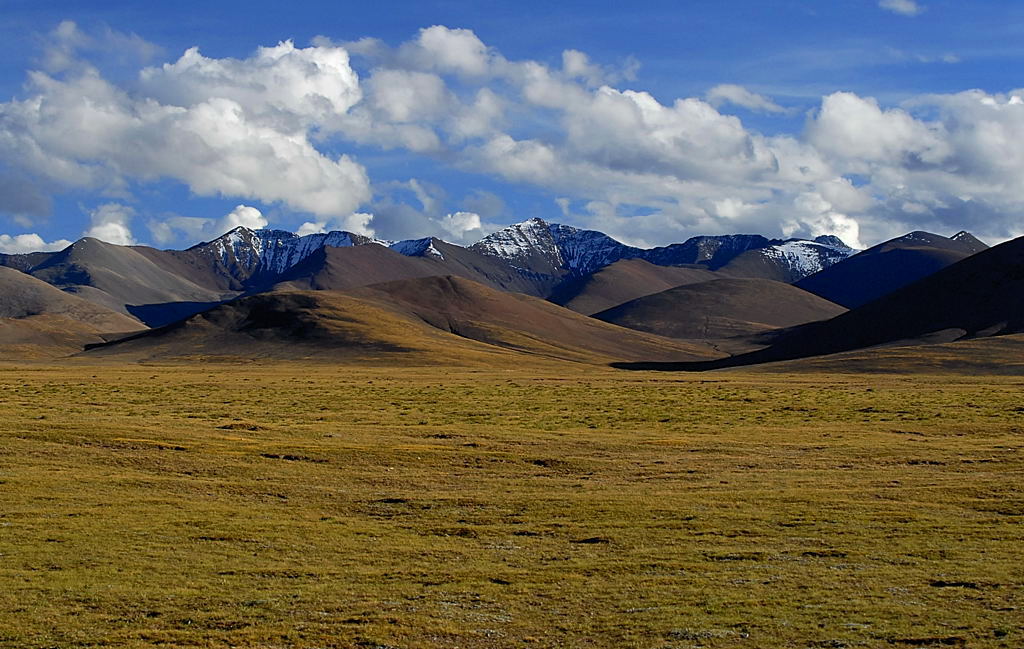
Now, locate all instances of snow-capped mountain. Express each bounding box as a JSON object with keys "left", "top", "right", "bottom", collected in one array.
[
  {"left": 720, "top": 237, "right": 858, "bottom": 282},
  {"left": 184, "top": 226, "right": 465, "bottom": 288},
  {"left": 643, "top": 234, "right": 778, "bottom": 268},
  {"left": 470, "top": 217, "right": 646, "bottom": 276},
  {"left": 548, "top": 223, "right": 645, "bottom": 274},
  {"left": 470, "top": 218, "right": 858, "bottom": 282},
  {"left": 388, "top": 237, "right": 446, "bottom": 260},
  {"left": 187, "top": 227, "right": 379, "bottom": 281}
]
